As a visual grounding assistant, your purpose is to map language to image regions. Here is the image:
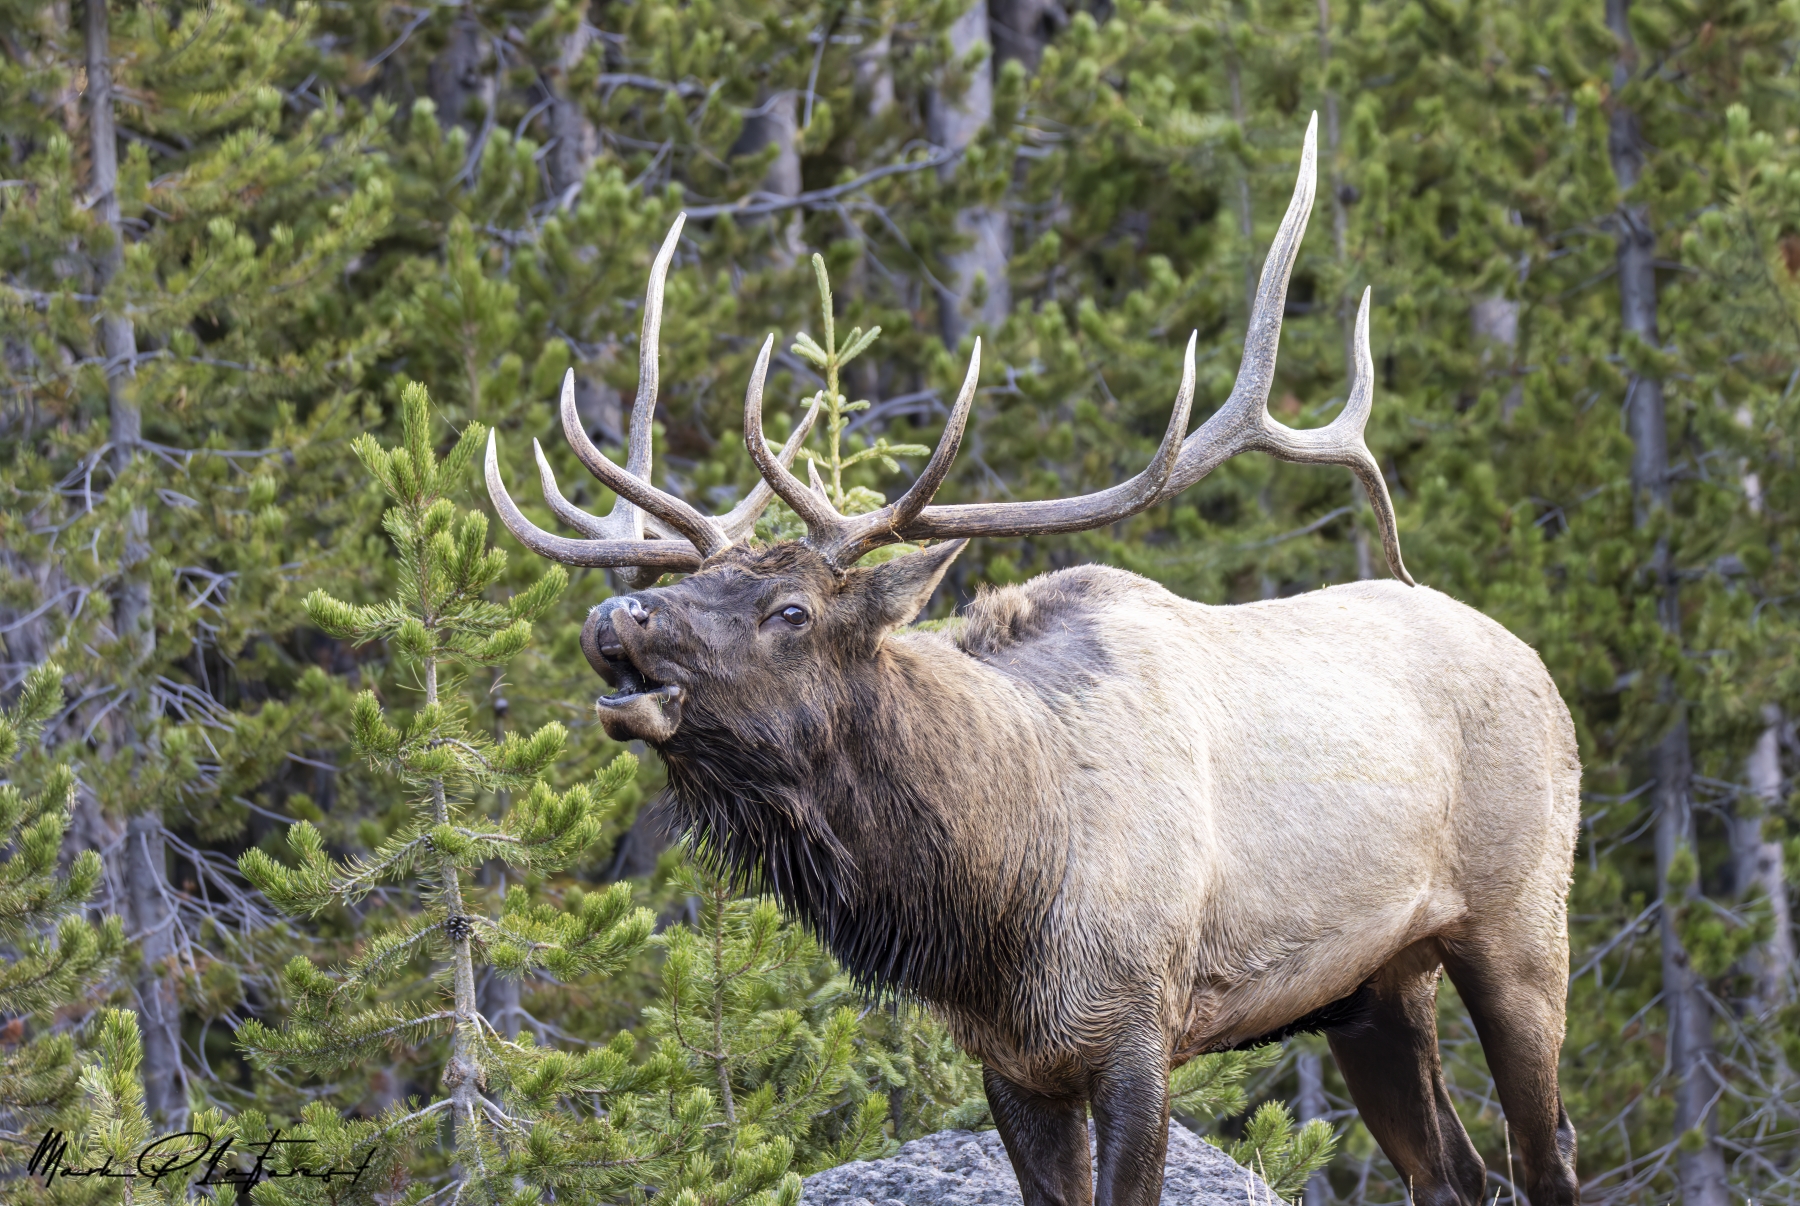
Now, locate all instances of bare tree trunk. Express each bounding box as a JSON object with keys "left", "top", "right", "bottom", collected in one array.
[
  {"left": 1297, "top": 1044, "right": 1329, "bottom": 1206},
  {"left": 125, "top": 813, "right": 187, "bottom": 1128},
  {"left": 1607, "top": 3, "right": 1728, "bottom": 1202},
  {"left": 1225, "top": 12, "right": 1257, "bottom": 315},
  {"left": 734, "top": 91, "right": 804, "bottom": 266},
  {"left": 546, "top": 15, "right": 596, "bottom": 205},
  {"left": 89, "top": 0, "right": 181, "bottom": 1126},
  {"left": 1734, "top": 706, "right": 1793, "bottom": 1012},
  {"left": 430, "top": 13, "right": 496, "bottom": 178},
  {"left": 425, "top": 658, "right": 485, "bottom": 1170},
  {"left": 1314, "top": 0, "right": 1373, "bottom": 582},
  {"left": 86, "top": 0, "right": 149, "bottom": 661},
  {"left": 988, "top": 0, "right": 1065, "bottom": 72},
  {"left": 855, "top": 33, "right": 895, "bottom": 118},
  {"left": 929, "top": 0, "right": 1009, "bottom": 347}
]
